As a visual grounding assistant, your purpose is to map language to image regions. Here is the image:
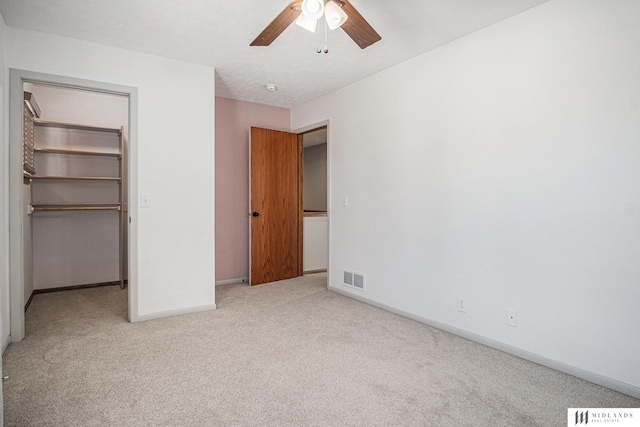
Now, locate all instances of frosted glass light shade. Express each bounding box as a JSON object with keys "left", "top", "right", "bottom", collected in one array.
[
  {"left": 301, "top": 0, "right": 325, "bottom": 20},
  {"left": 295, "top": 14, "right": 318, "bottom": 33},
  {"left": 325, "top": 1, "right": 348, "bottom": 30}
]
